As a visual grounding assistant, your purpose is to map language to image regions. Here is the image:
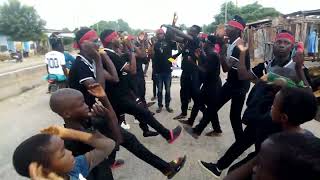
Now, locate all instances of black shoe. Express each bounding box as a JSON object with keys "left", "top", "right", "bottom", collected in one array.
[
  {"left": 205, "top": 130, "right": 223, "bottom": 137},
  {"left": 178, "top": 120, "right": 193, "bottom": 126},
  {"left": 198, "top": 161, "right": 221, "bottom": 178},
  {"left": 146, "top": 101, "right": 156, "bottom": 107},
  {"left": 156, "top": 107, "right": 162, "bottom": 113},
  {"left": 183, "top": 126, "right": 199, "bottom": 139},
  {"left": 165, "top": 155, "right": 187, "bottom": 179},
  {"left": 166, "top": 107, "right": 174, "bottom": 113},
  {"left": 173, "top": 113, "right": 187, "bottom": 120},
  {"left": 143, "top": 131, "right": 159, "bottom": 137},
  {"left": 168, "top": 126, "right": 182, "bottom": 144}
]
